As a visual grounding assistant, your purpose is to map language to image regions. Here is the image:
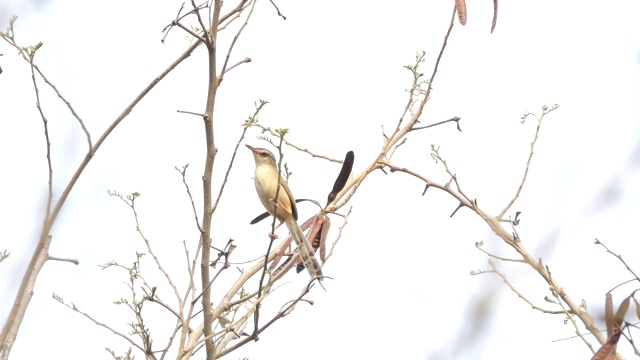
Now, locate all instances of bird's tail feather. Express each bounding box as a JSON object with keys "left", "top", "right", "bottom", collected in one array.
[{"left": 285, "top": 216, "right": 323, "bottom": 279}]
